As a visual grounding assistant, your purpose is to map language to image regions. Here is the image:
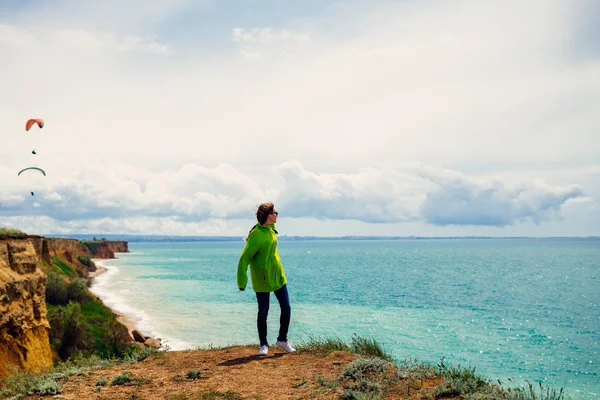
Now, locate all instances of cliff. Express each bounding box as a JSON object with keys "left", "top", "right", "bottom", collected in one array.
[
  {"left": 80, "top": 240, "right": 128, "bottom": 259},
  {"left": 0, "top": 236, "right": 130, "bottom": 379},
  {"left": 0, "top": 238, "right": 53, "bottom": 378}
]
